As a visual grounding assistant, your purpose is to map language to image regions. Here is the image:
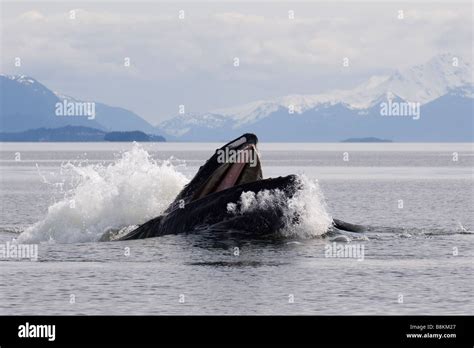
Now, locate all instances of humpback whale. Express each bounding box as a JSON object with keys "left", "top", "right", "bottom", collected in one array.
[{"left": 110, "top": 133, "right": 363, "bottom": 241}]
